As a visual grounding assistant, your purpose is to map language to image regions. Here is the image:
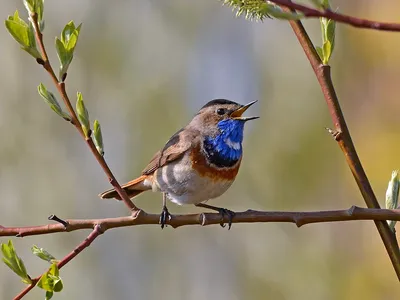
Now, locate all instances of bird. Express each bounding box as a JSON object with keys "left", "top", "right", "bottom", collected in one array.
[{"left": 99, "top": 99, "right": 259, "bottom": 229}]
